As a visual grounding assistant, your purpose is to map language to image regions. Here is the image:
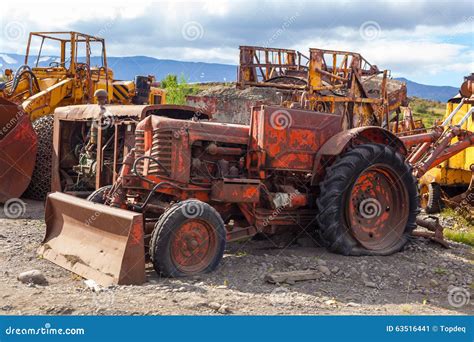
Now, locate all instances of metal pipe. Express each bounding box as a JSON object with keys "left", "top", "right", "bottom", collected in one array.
[
  {"left": 408, "top": 142, "right": 431, "bottom": 164},
  {"left": 456, "top": 107, "right": 474, "bottom": 127},
  {"left": 430, "top": 135, "right": 474, "bottom": 168},
  {"left": 442, "top": 98, "right": 465, "bottom": 126},
  {"left": 400, "top": 129, "right": 442, "bottom": 148},
  {"left": 414, "top": 132, "right": 474, "bottom": 177}
]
